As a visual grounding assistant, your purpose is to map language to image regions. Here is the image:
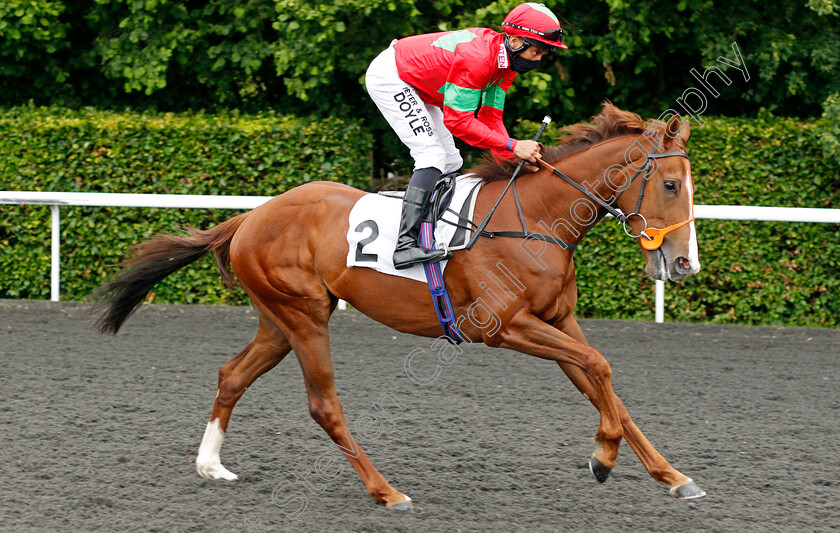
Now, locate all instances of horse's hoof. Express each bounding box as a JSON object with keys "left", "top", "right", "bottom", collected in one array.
[
  {"left": 196, "top": 459, "right": 238, "bottom": 480},
  {"left": 386, "top": 496, "right": 413, "bottom": 510},
  {"left": 670, "top": 478, "right": 706, "bottom": 499},
  {"left": 588, "top": 455, "right": 612, "bottom": 483}
]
